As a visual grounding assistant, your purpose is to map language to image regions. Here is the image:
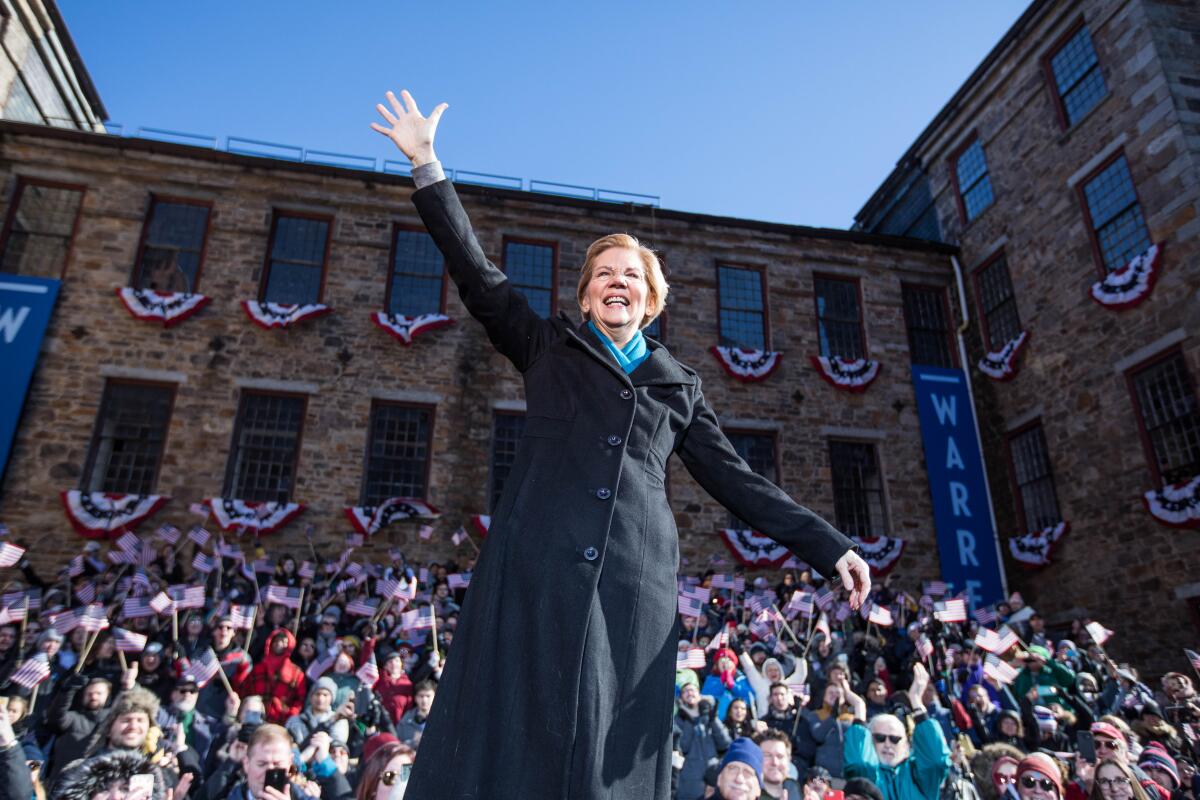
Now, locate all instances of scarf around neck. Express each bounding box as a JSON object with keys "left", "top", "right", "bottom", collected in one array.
[{"left": 587, "top": 320, "right": 649, "bottom": 374}]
